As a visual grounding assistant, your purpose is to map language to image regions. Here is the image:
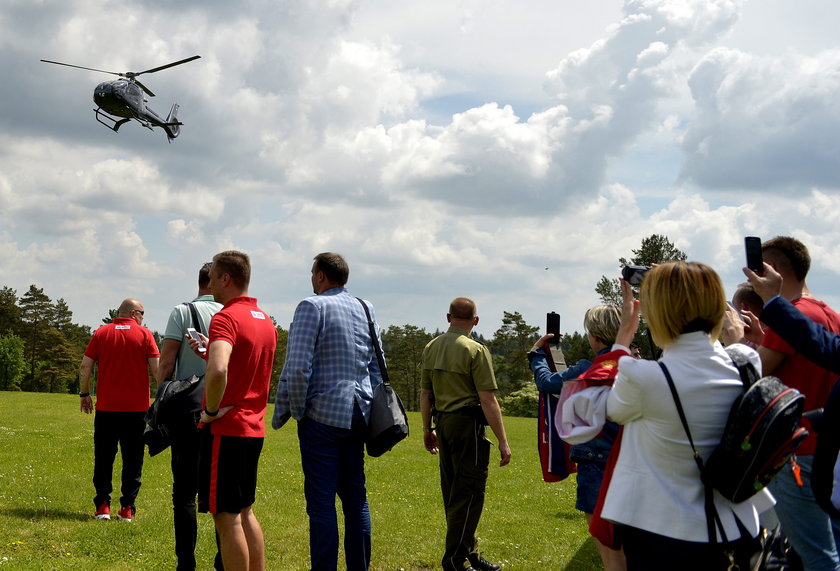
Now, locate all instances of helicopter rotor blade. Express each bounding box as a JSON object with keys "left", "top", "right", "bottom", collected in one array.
[
  {"left": 40, "top": 59, "right": 123, "bottom": 76},
  {"left": 134, "top": 55, "right": 201, "bottom": 77},
  {"left": 133, "top": 79, "right": 156, "bottom": 98}
]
